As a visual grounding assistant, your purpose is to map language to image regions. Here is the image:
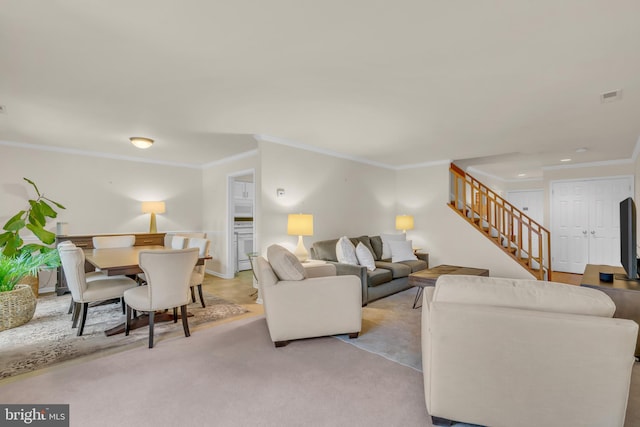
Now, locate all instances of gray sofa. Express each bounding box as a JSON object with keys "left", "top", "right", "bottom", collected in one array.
[{"left": 310, "top": 235, "right": 428, "bottom": 305}]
